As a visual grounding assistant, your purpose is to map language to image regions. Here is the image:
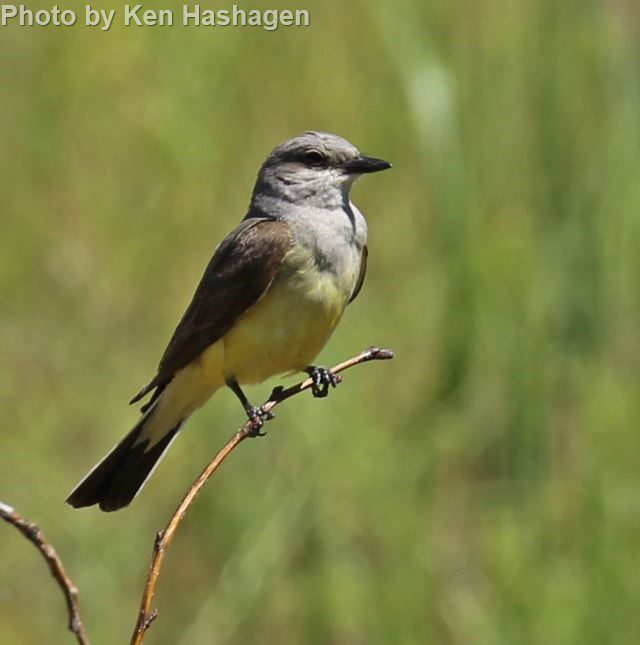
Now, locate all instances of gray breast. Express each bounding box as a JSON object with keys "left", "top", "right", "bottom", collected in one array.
[{"left": 285, "top": 202, "right": 367, "bottom": 278}]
